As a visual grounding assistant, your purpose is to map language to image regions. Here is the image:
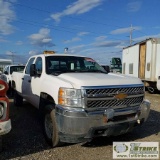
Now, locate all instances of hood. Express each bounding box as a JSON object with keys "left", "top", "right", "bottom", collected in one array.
[{"left": 57, "top": 72, "right": 143, "bottom": 89}]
